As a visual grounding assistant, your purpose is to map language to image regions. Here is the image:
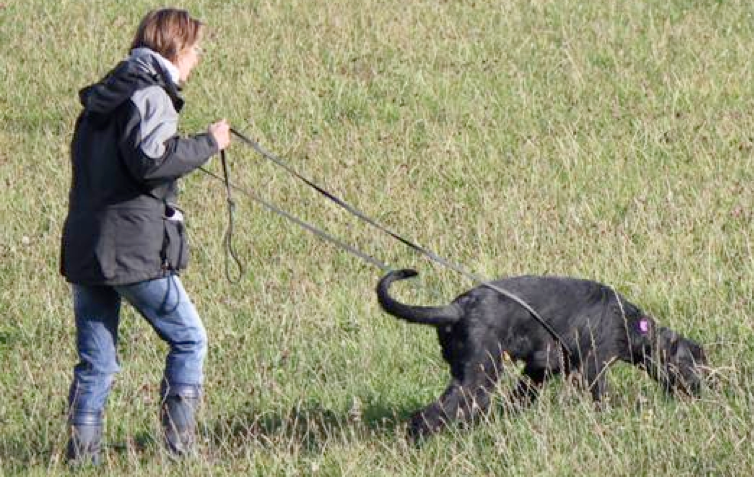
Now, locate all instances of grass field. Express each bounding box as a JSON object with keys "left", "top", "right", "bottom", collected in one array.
[{"left": 1, "top": 0, "right": 752, "bottom": 474}]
